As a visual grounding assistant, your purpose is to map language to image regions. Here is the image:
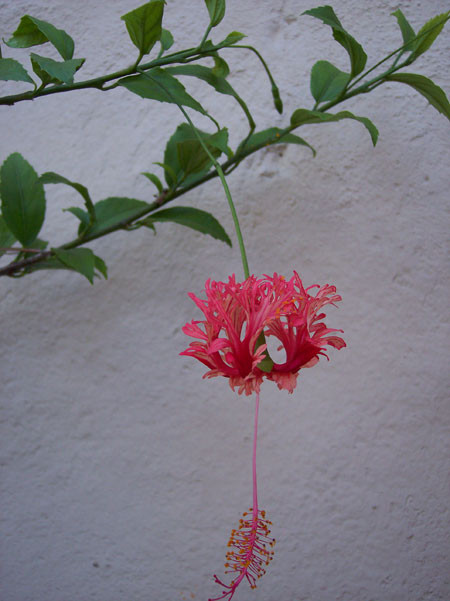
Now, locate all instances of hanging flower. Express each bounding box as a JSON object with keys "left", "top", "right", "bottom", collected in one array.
[{"left": 181, "top": 272, "right": 345, "bottom": 395}]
